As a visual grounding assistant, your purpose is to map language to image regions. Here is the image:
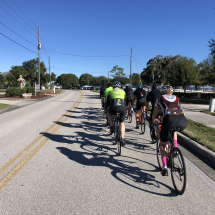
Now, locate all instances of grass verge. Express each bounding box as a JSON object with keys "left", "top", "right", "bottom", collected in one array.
[
  {"left": 40, "top": 89, "right": 63, "bottom": 93},
  {"left": 181, "top": 118, "right": 215, "bottom": 152},
  {"left": 0, "top": 103, "right": 13, "bottom": 110}
]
